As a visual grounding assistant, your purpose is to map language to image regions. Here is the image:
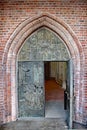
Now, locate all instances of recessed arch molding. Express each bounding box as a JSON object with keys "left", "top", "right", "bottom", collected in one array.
[{"left": 2, "top": 12, "right": 84, "bottom": 124}]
